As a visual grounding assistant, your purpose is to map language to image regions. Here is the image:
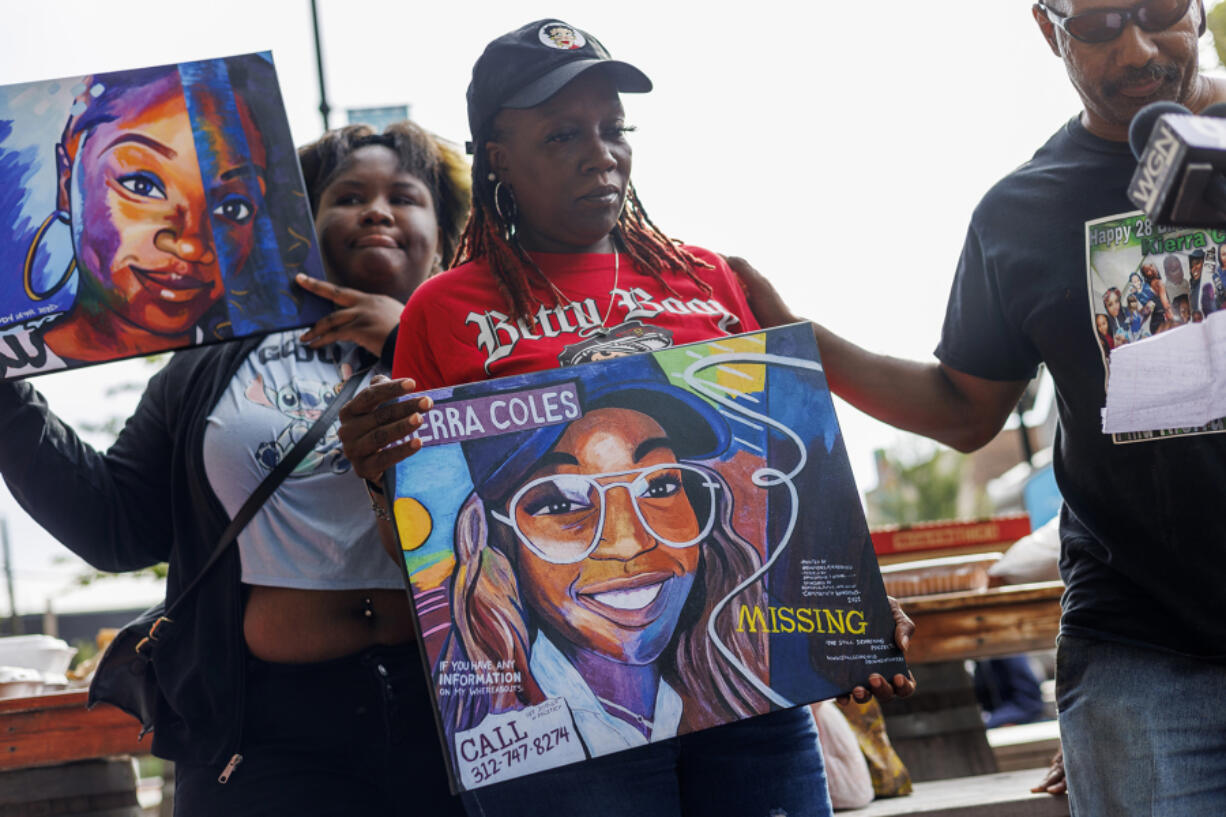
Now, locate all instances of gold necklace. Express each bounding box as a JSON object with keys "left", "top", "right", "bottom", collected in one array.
[{"left": 541, "top": 247, "right": 621, "bottom": 338}]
